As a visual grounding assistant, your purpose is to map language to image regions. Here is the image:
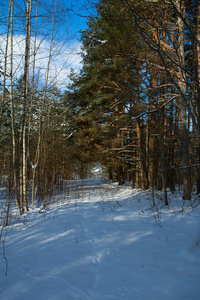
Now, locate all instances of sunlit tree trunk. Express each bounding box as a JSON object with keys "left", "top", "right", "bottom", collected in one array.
[
  {"left": 27, "top": 5, "right": 38, "bottom": 207},
  {"left": 31, "top": 1, "right": 55, "bottom": 206},
  {"left": 135, "top": 119, "right": 148, "bottom": 189},
  {"left": 19, "top": 0, "right": 32, "bottom": 214}
]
